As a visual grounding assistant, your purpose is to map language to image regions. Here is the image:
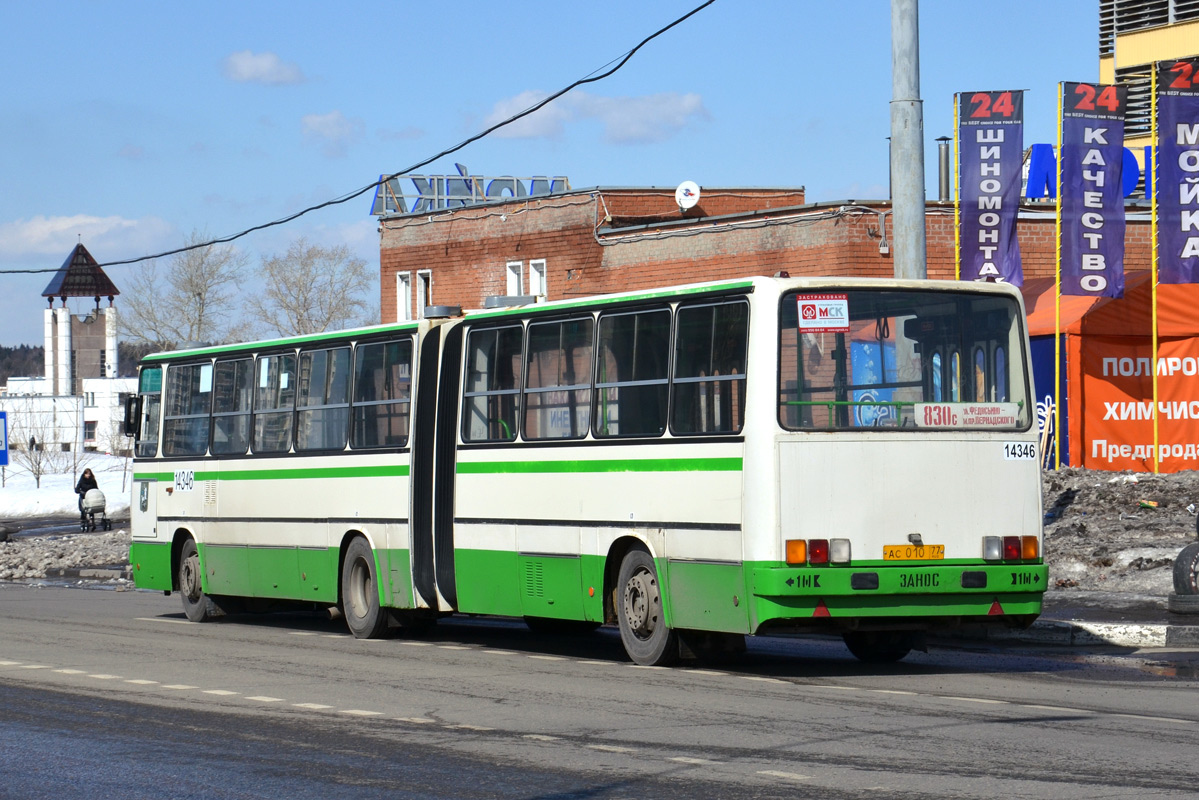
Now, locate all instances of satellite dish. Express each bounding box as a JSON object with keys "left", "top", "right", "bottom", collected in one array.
[{"left": 675, "top": 181, "right": 701, "bottom": 211}]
